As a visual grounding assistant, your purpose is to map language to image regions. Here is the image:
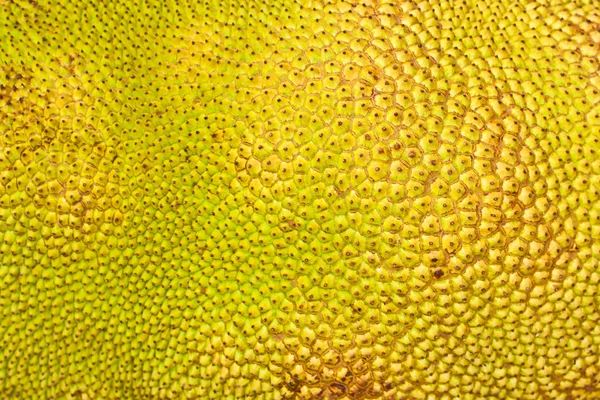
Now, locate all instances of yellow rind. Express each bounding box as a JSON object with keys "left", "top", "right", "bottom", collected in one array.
[{"left": 1, "top": 0, "right": 600, "bottom": 399}]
